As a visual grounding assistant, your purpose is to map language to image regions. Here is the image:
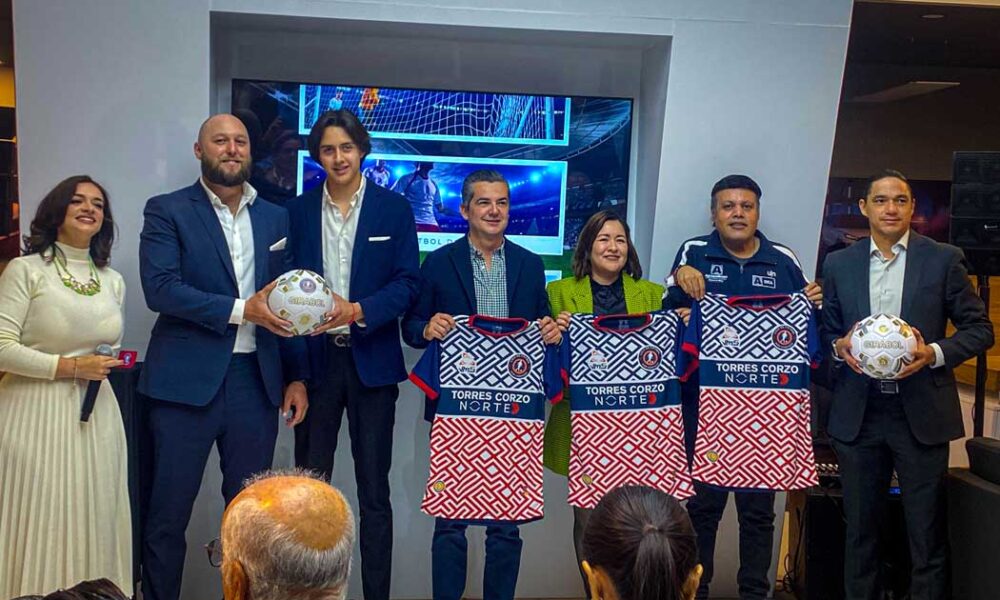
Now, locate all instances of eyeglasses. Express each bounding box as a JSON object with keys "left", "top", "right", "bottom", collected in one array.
[{"left": 205, "top": 538, "right": 223, "bottom": 568}]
